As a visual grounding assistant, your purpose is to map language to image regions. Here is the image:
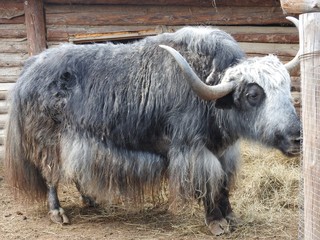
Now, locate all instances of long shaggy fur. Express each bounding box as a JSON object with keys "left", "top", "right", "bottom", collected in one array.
[{"left": 4, "top": 26, "right": 299, "bottom": 209}]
